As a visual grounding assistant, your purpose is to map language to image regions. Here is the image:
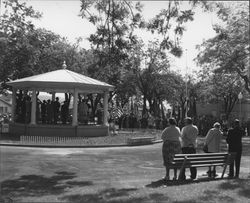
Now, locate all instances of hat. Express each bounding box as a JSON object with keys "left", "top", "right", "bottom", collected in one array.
[
  {"left": 185, "top": 117, "right": 193, "bottom": 124},
  {"left": 234, "top": 119, "right": 240, "bottom": 126},
  {"left": 213, "top": 122, "right": 221, "bottom": 128}
]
